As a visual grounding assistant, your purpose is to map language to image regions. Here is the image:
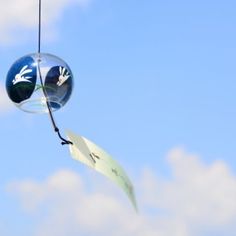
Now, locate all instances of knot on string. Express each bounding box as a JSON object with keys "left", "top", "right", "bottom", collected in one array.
[{"left": 55, "top": 127, "right": 73, "bottom": 145}]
